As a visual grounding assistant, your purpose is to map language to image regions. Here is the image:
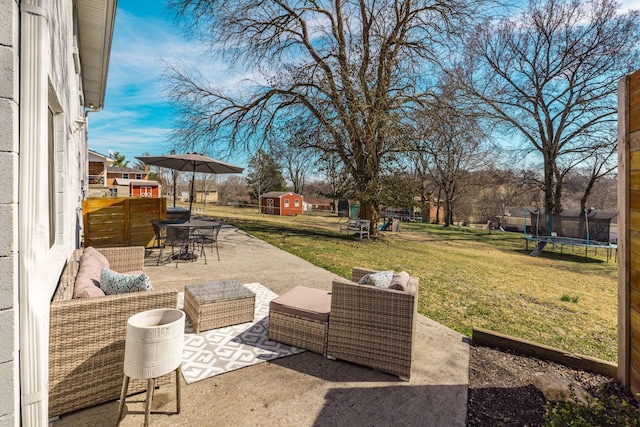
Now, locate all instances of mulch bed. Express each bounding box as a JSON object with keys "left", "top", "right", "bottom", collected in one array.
[{"left": 467, "top": 344, "right": 637, "bottom": 426}]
